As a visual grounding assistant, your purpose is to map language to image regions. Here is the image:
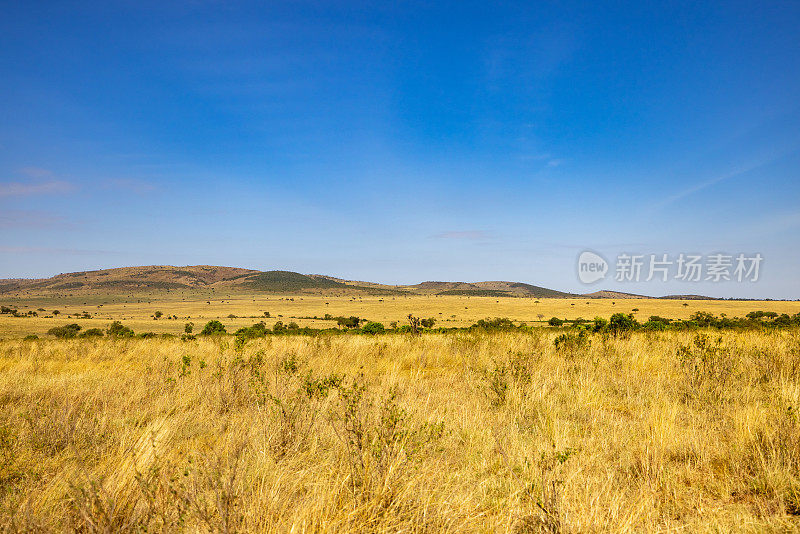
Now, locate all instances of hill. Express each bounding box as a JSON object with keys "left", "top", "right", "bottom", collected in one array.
[
  {"left": 584, "top": 290, "right": 650, "bottom": 299},
  {"left": 408, "top": 281, "right": 577, "bottom": 298},
  {"left": 0, "top": 264, "right": 716, "bottom": 299}
]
